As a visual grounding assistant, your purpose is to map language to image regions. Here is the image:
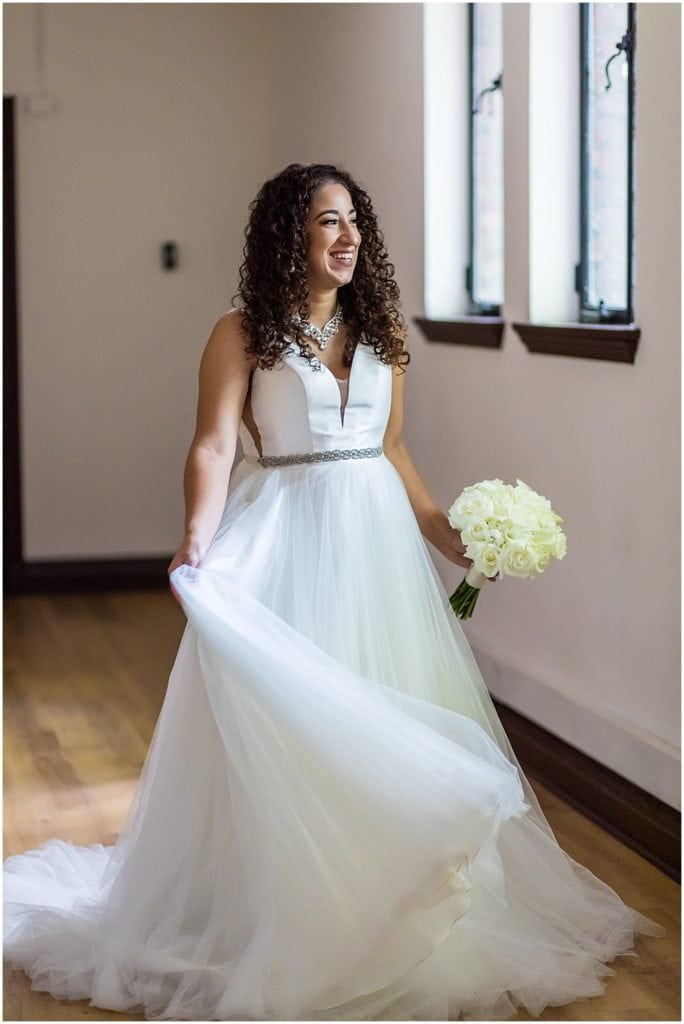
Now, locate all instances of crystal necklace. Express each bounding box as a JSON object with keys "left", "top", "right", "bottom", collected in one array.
[{"left": 291, "top": 303, "right": 343, "bottom": 350}]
